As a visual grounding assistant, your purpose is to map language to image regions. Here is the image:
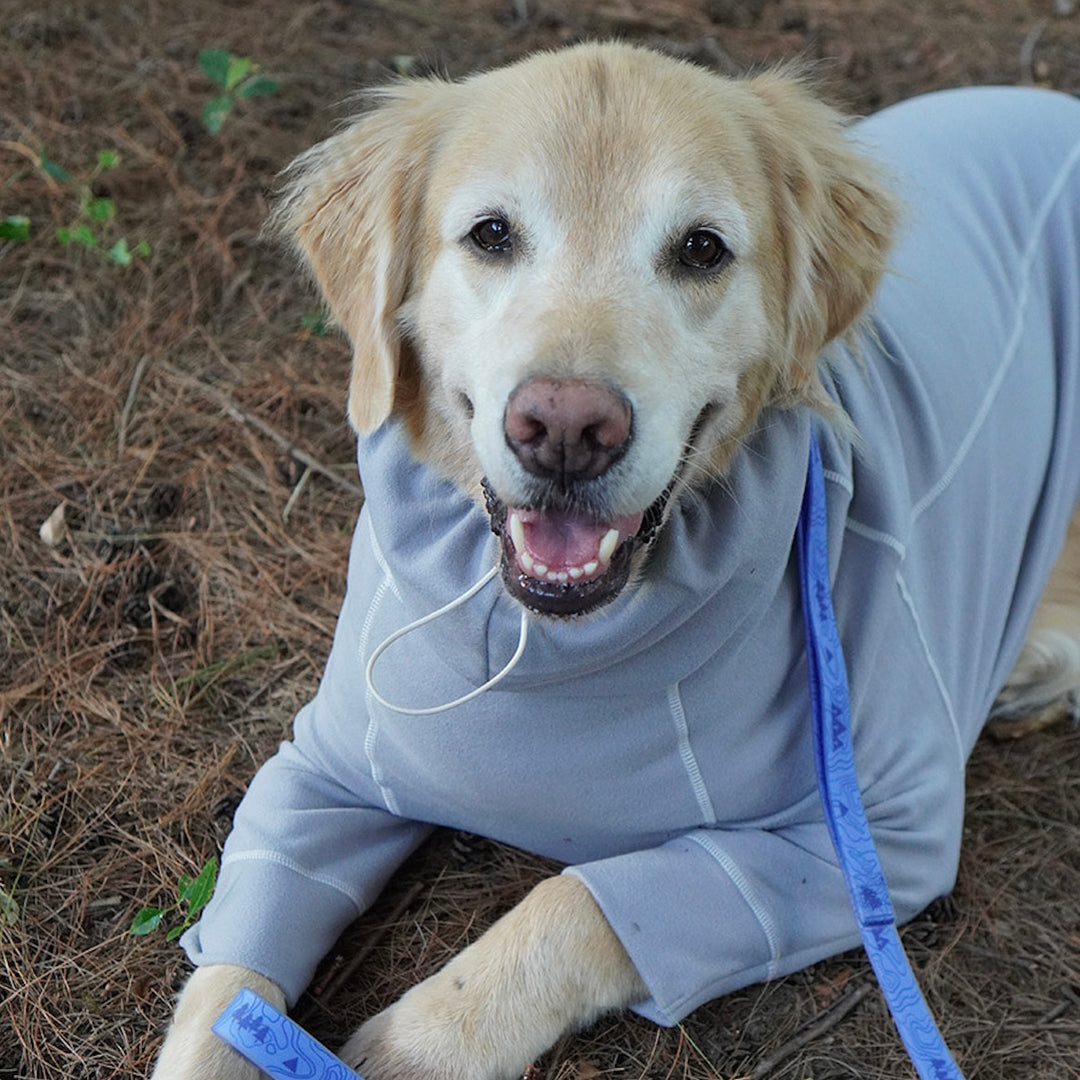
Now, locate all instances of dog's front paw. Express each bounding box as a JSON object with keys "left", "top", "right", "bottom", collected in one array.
[
  {"left": 338, "top": 876, "right": 646, "bottom": 1080},
  {"left": 339, "top": 966, "right": 532, "bottom": 1080},
  {"left": 152, "top": 964, "right": 287, "bottom": 1080}
]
